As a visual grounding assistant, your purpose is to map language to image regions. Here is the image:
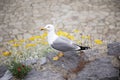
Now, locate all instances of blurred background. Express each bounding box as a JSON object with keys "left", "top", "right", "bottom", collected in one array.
[{"left": 0, "top": 0, "right": 119, "bottom": 43}]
